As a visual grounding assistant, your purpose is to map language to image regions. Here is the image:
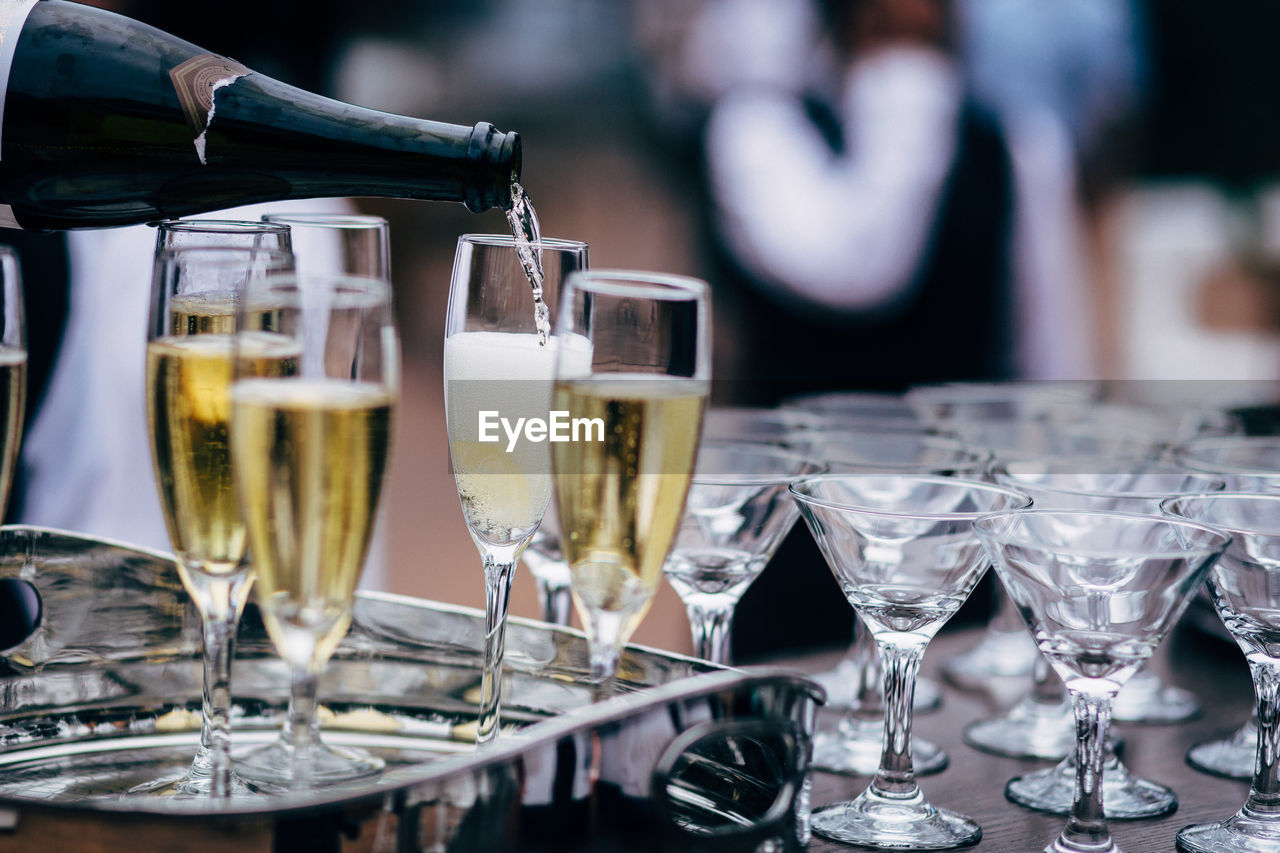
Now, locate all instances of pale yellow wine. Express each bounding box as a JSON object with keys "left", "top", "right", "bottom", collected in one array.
[
  {"left": 231, "top": 378, "right": 394, "bottom": 667},
  {"left": 552, "top": 376, "right": 706, "bottom": 640},
  {"left": 0, "top": 347, "right": 26, "bottom": 520},
  {"left": 146, "top": 331, "right": 297, "bottom": 575}
]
